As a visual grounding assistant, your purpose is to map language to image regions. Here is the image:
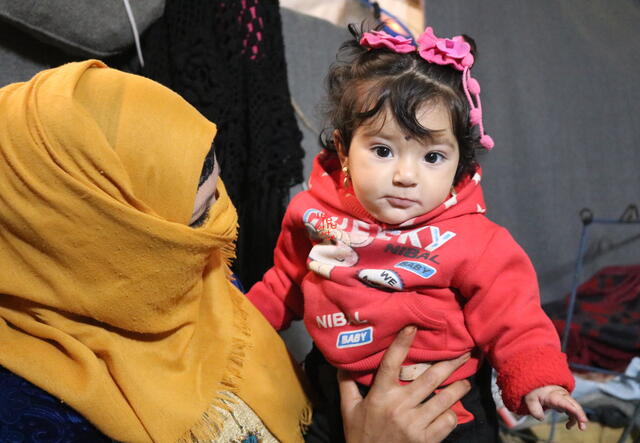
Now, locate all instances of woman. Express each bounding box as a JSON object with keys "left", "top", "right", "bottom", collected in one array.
[{"left": 0, "top": 60, "right": 469, "bottom": 442}]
